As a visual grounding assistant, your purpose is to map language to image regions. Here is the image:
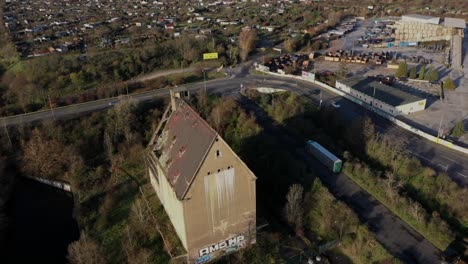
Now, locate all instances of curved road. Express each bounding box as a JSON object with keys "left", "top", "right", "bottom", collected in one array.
[{"left": 2, "top": 70, "right": 468, "bottom": 186}]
